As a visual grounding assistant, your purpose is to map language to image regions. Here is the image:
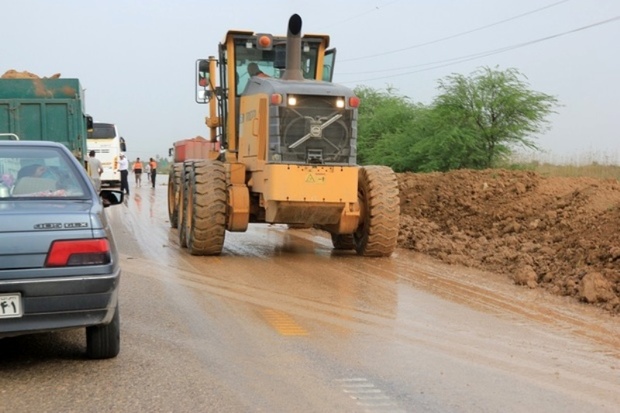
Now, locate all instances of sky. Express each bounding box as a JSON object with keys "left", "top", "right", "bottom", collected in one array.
[{"left": 2, "top": 0, "right": 619, "bottom": 164}]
